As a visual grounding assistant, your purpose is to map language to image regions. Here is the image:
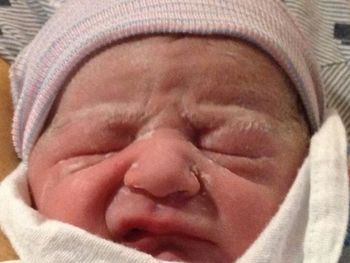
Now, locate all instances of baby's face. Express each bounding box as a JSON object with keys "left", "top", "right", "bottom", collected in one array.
[{"left": 28, "top": 36, "right": 309, "bottom": 263}]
